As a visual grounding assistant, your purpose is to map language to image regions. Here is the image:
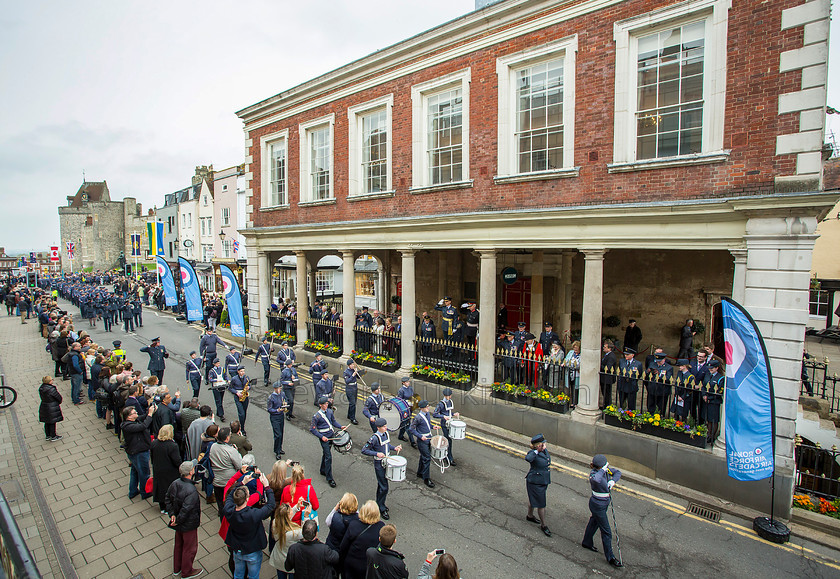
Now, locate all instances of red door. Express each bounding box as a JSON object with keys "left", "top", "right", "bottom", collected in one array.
[{"left": 503, "top": 279, "right": 531, "bottom": 329}]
